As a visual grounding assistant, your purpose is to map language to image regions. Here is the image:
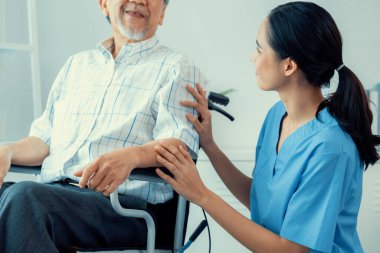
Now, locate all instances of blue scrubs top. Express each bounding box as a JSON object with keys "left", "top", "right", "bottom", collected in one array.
[{"left": 250, "top": 101, "right": 364, "bottom": 253}]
